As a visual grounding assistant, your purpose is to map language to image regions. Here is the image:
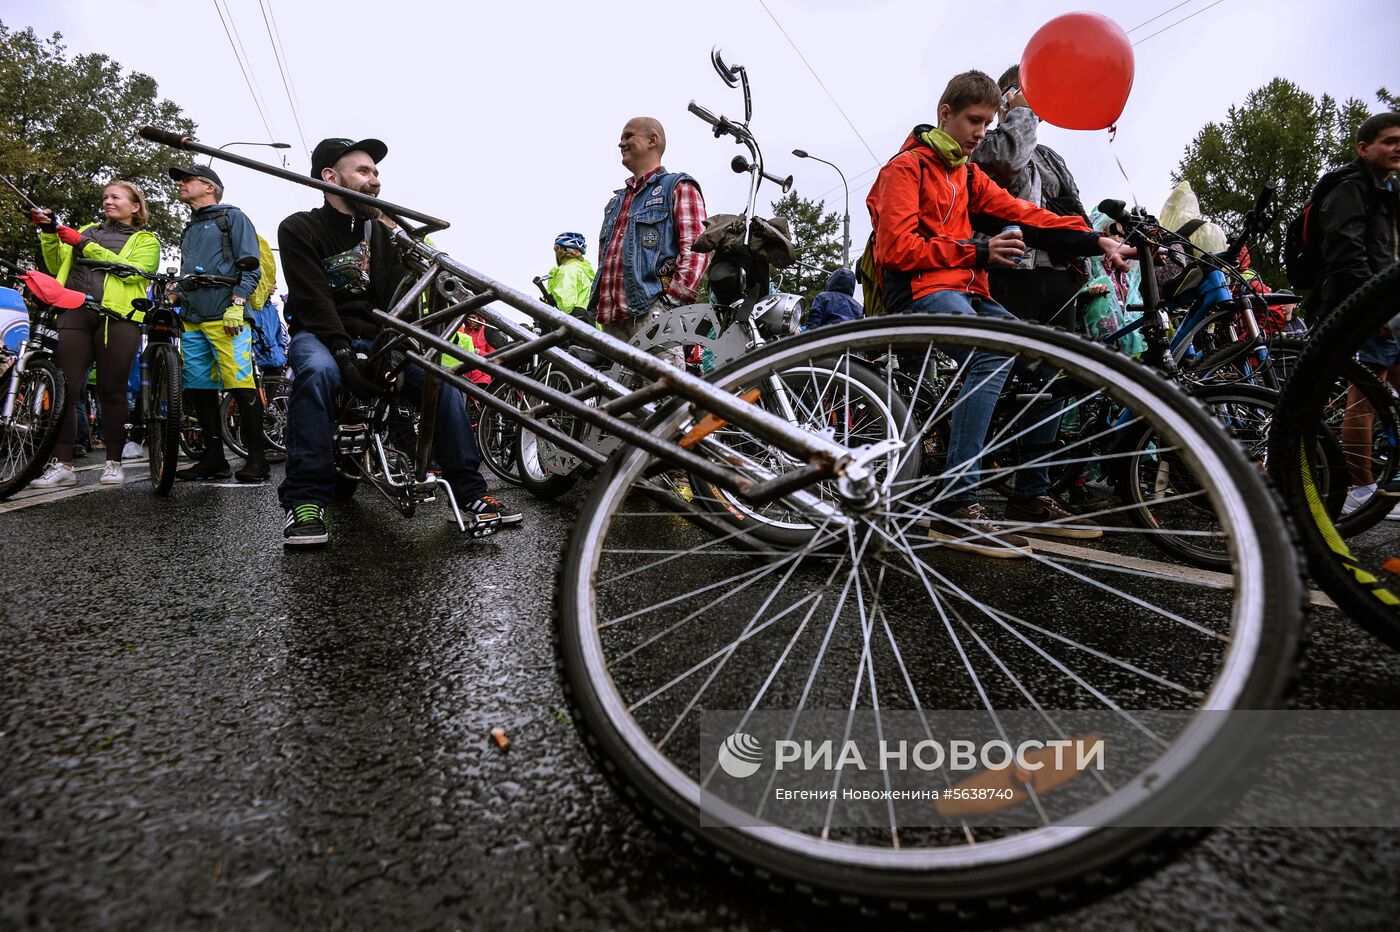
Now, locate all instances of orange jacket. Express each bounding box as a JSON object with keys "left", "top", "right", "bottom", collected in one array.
[{"left": 867, "top": 127, "right": 1097, "bottom": 303}]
